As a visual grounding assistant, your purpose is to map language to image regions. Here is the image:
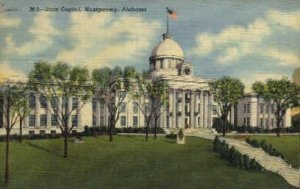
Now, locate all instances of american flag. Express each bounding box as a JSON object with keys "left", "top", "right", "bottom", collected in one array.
[{"left": 167, "top": 8, "right": 178, "bottom": 20}]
